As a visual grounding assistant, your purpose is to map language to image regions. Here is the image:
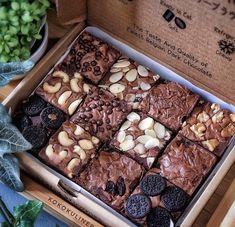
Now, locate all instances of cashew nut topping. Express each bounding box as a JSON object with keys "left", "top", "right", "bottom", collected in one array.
[
  {"left": 74, "top": 72, "right": 83, "bottom": 79},
  {"left": 58, "top": 91, "right": 72, "bottom": 105},
  {"left": 70, "top": 78, "right": 81, "bottom": 93},
  {"left": 45, "top": 144, "right": 54, "bottom": 159},
  {"left": 78, "top": 139, "right": 94, "bottom": 150},
  {"left": 43, "top": 82, "right": 61, "bottom": 93},
  {"left": 59, "top": 150, "right": 68, "bottom": 160},
  {"left": 74, "top": 125, "right": 85, "bottom": 136},
  {"left": 68, "top": 99, "right": 82, "bottom": 115},
  {"left": 91, "top": 136, "right": 100, "bottom": 144},
  {"left": 52, "top": 71, "right": 69, "bottom": 83},
  {"left": 83, "top": 83, "right": 91, "bottom": 93},
  {"left": 73, "top": 145, "right": 86, "bottom": 160},
  {"left": 67, "top": 158, "right": 80, "bottom": 171},
  {"left": 58, "top": 131, "right": 74, "bottom": 146}
]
